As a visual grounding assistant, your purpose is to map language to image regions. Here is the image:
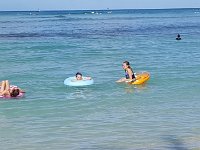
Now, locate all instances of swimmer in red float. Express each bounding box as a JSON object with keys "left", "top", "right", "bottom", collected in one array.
[{"left": 0, "top": 80, "right": 25, "bottom": 98}]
